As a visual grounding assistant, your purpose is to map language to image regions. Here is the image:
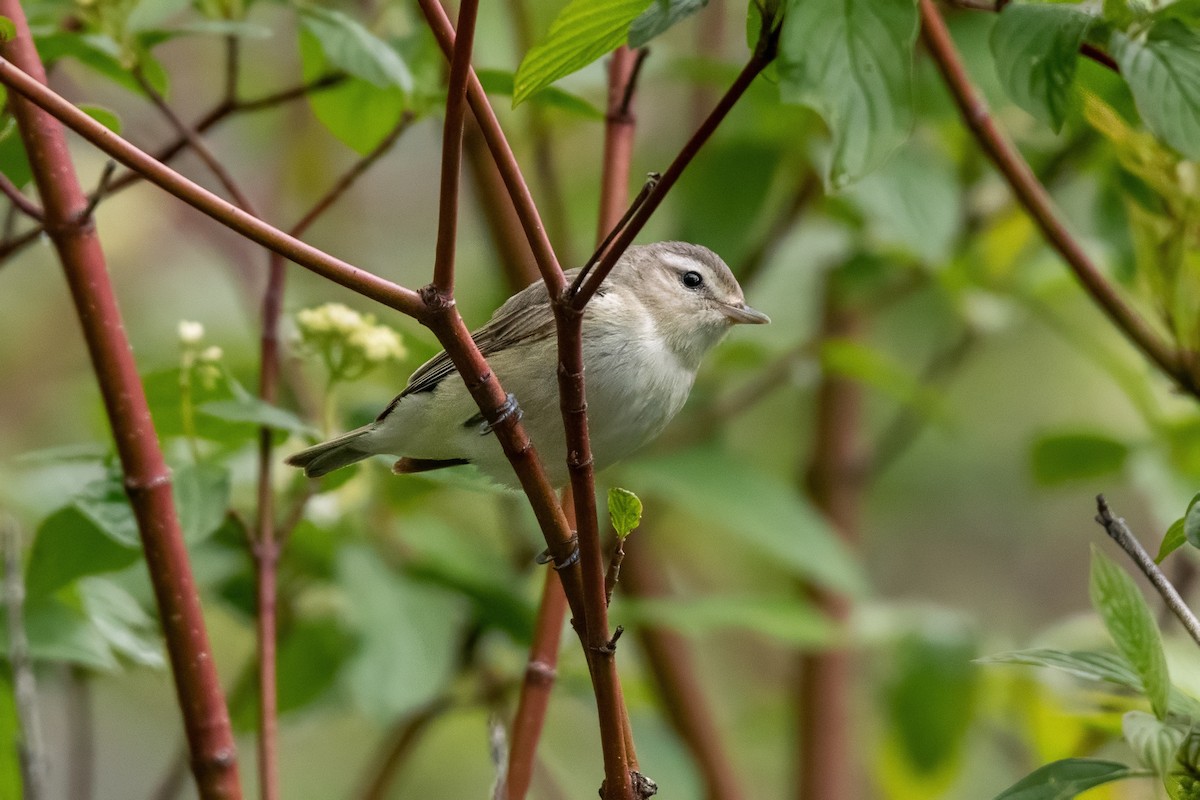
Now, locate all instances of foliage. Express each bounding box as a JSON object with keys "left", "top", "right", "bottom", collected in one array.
[{"left": 0, "top": 0, "right": 1199, "bottom": 796}]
